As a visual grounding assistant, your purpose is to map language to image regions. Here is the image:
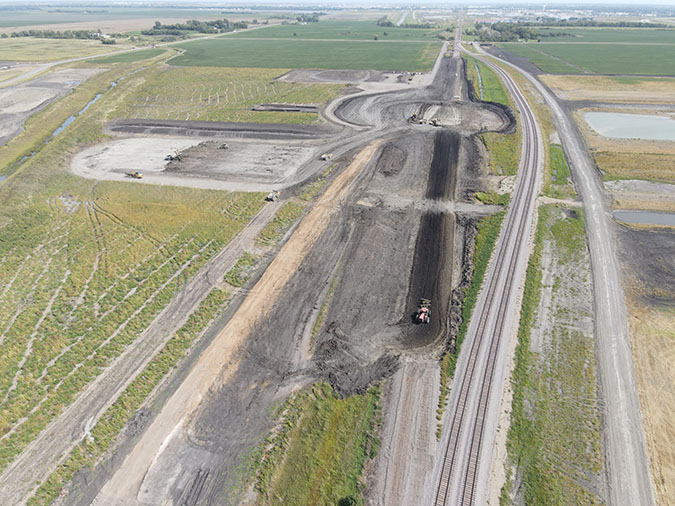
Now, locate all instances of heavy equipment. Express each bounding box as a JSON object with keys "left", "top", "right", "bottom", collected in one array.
[
  {"left": 126, "top": 171, "right": 143, "bottom": 179},
  {"left": 265, "top": 190, "right": 280, "bottom": 202},
  {"left": 416, "top": 299, "right": 431, "bottom": 324},
  {"left": 320, "top": 153, "right": 333, "bottom": 161}
]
